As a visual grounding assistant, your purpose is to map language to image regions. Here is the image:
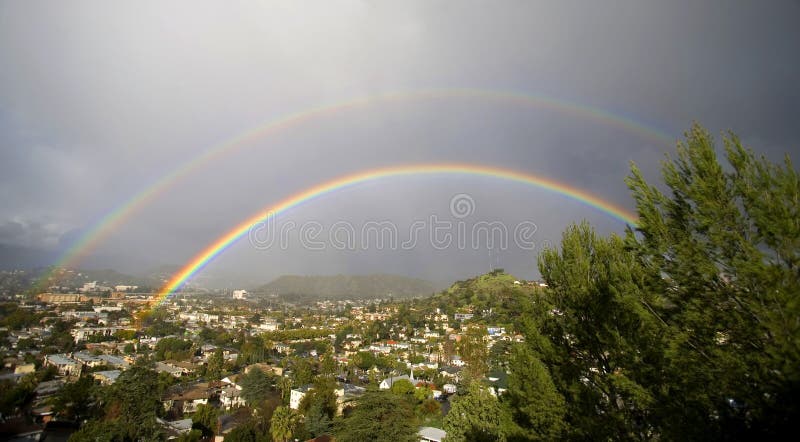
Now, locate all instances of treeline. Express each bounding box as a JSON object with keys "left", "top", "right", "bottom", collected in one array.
[
  {"left": 455, "top": 124, "right": 799, "bottom": 440},
  {"left": 260, "top": 328, "right": 333, "bottom": 342}
]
